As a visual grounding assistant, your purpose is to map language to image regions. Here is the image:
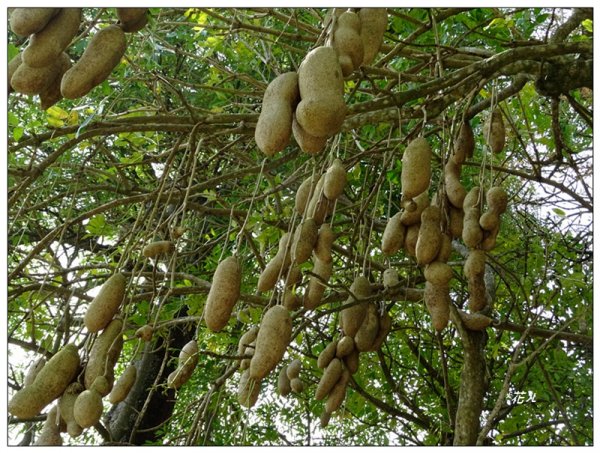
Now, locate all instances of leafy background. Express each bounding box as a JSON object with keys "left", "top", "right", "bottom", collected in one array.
[{"left": 6, "top": 7, "right": 592, "bottom": 446}]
